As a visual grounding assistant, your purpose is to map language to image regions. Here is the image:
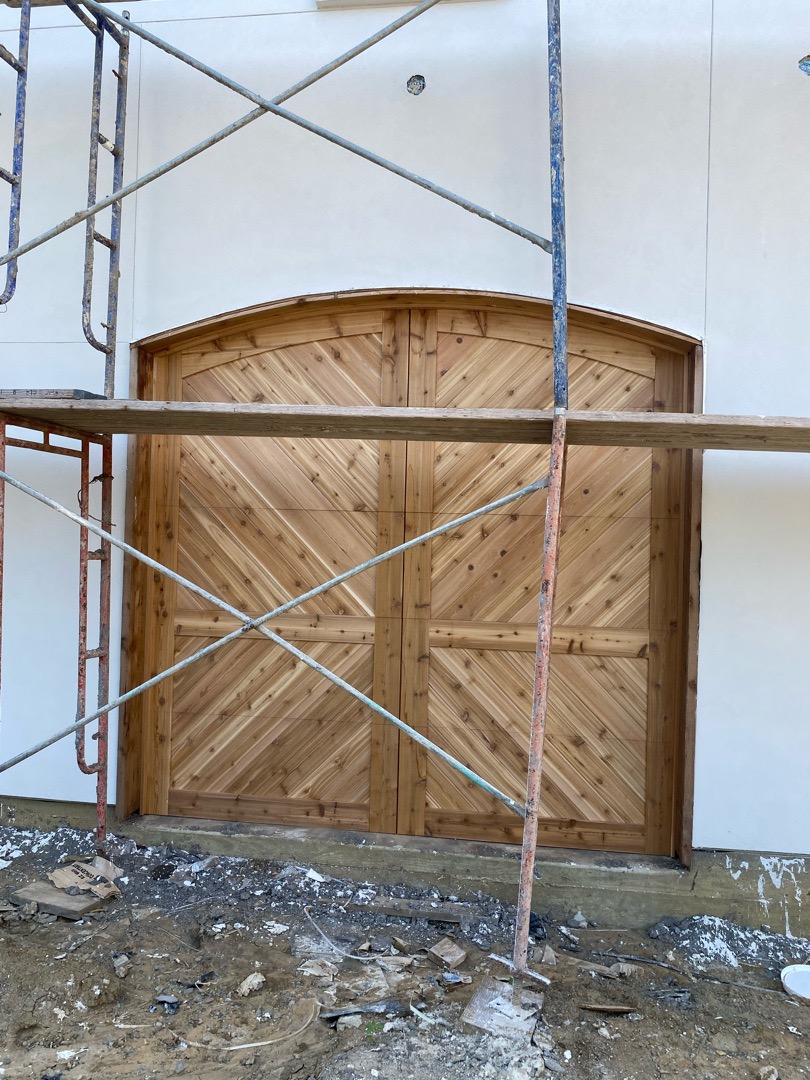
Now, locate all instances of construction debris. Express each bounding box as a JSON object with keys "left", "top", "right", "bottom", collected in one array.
[
  {"left": 47, "top": 855, "right": 123, "bottom": 899},
  {"left": 558, "top": 925, "right": 580, "bottom": 948},
  {"left": 580, "top": 1003, "right": 635, "bottom": 1015},
  {"left": 10, "top": 881, "right": 104, "bottom": 920},
  {"left": 153, "top": 994, "right": 180, "bottom": 1016},
  {"left": 610, "top": 961, "right": 640, "bottom": 977},
  {"left": 461, "top": 976, "right": 539, "bottom": 1039},
  {"left": 0, "top": 825, "right": 807, "bottom": 1079},
  {"left": 111, "top": 952, "right": 131, "bottom": 979},
  {"left": 426, "top": 936, "right": 467, "bottom": 969},
  {"left": 574, "top": 958, "right": 640, "bottom": 979},
  {"left": 236, "top": 972, "right": 266, "bottom": 997},
  {"left": 335, "top": 1014, "right": 362, "bottom": 1030},
  {"left": 441, "top": 971, "right": 472, "bottom": 986},
  {"left": 349, "top": 896, "right": 477, "bottom": 925},
  {"left": 8, "top": 854, "right": 126, "bottom": 921},
  {"left": 489, "top": 953, "right": 551, "bottom": 986},
  {"left": 650, "top": 986, "right": 693, "bottom": 1007},
  {"left": 321, "top": 998, "right": 410, "bottom": 1021},
  {"left": 298, "top": 958, "right": 339, "bottom": 980}
]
